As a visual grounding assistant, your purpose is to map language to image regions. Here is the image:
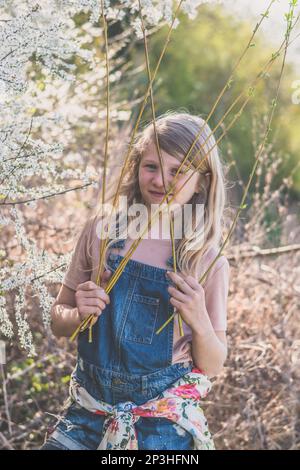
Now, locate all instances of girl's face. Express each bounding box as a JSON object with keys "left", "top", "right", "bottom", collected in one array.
[{"left": 138, "top": 141, "right": 201, "bottom": 209}]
